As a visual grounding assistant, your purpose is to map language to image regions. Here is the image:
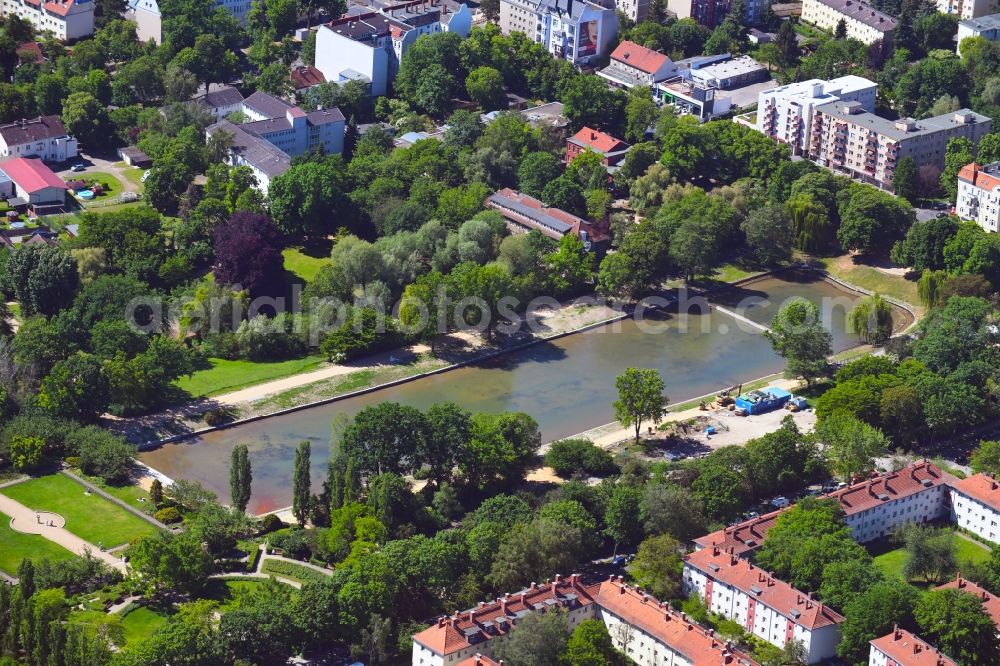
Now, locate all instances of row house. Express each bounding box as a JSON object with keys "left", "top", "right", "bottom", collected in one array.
[
  {"left": 682, "top": 548, "right": 844, "bottom": 664},
  {"left": 869, "top": 627, "right": 957, "bottom": 666},
  {"left": 0, "top": 0, "right": 94, "bottom": 40},
  {"left": 412, "top": 575, "right": 759, "bottom": 666},
  {"left": 0, "top": 115, "right": 77, "bottom": 162},
  {"left": 950, "top": 473, "right": 1000, "bottom": 544},
  {"left": 800, "top": 0, "right": 896, "bottom": 44},
  {"left": 956, "top": 162, "right": 1000, "bottom": 233},
  {"left": 598, "top": 40, "right": 679, "bottom": 90}
]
